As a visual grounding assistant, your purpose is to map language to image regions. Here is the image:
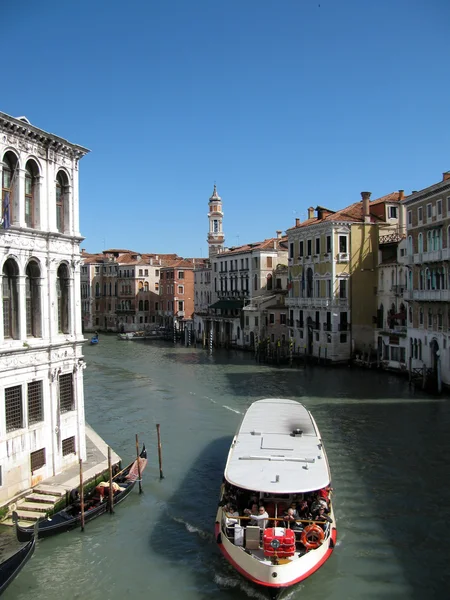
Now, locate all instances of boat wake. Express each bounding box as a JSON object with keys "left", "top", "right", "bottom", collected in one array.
[
  {"left": 170, "top": 515, "right": 214, "bottom": 541},
  {"left": 214, "top": 572, "right": 298, "bottom": 599},
  {"left": 222, "top": 405, "right": 242, "bottom": 414}
]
